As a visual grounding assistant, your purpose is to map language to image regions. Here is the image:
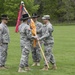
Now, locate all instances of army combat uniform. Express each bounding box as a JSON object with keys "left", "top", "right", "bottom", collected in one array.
[
  {"left": 31, "top": 21, "right": 43, "bottom": 63},
  {"left": 39, "top": 22, "right": 56, "bottom": 67},
  {"left": 19, "top": 22, "right": 32, "bottom": 69},
  {"left": 0, "top": 23, "right": 10, "bottom": 67}
]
